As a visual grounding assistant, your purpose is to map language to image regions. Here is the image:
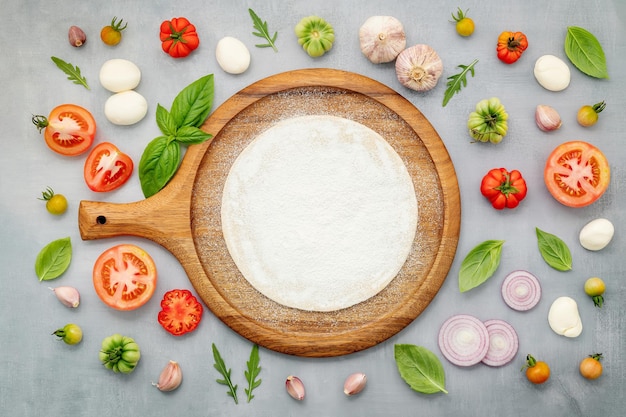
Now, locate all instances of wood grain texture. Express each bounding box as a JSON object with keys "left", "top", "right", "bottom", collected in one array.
[{"left": 78, "top": 69, "right": 461, "bottom": 357}]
